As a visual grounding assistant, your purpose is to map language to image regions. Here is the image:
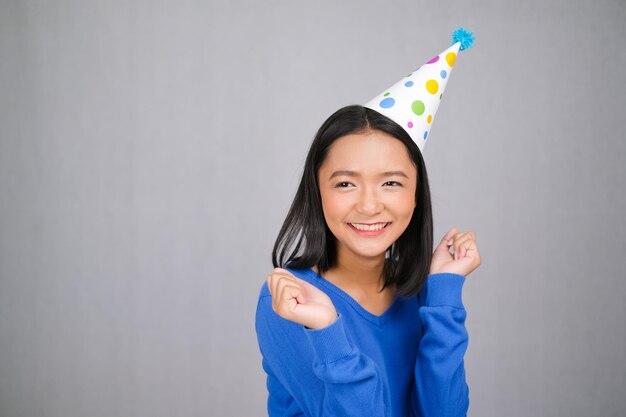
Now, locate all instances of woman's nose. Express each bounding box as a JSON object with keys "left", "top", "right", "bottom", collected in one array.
[{"left": 356, "top": 188, "right": 384, "bottom": 215}]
